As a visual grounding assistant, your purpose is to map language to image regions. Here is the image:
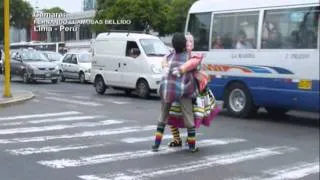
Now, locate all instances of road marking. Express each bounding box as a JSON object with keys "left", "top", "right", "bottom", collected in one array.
[
  {"left": 110, "top": 101, "right": 130, "bottom": 105},
  {"left": 45, "top": 97, "right": 103, "bottom": 106},
  {"left": 0, "top": 120, "right": 123, "bottom": 135},
  {"left": 6, "top": 143, "right": 109, "bottom": 156},
  {"left": 121, "top": 133, "right": 203, "bottom": 143},
  {"left": 38, "top": 138, "right": 246, "bottom": 169},
  {"left": 0, "top": 116, "right": 104, "bottom": 126},
  {"left": 231, "top": 161, "right": 319, "bottom": 180},
  {"left": 78, "top": 146, "right": 297, "bottom": 180},
  {"left": 0, "top": 111, "right": 81, "bottom": 121},
  {"left": 72, "top": 96, "right": 92, "bottom": 100},
  {"left": 0, "top": 125, "right": 156, "bottom": 144}
]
